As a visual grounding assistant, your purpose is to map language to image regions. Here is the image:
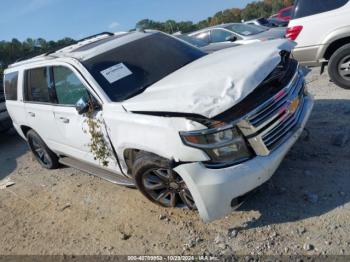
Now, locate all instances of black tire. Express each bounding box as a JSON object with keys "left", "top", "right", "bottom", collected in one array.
[
  {"left": 132, "top": 153, "right": 196, "bottom": 210},
  {"left": 26, "top": 130, "right": 59, "bottom": 169},
  {"left": 328, "top": 43, "right": 350, "bottom": 89}
]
